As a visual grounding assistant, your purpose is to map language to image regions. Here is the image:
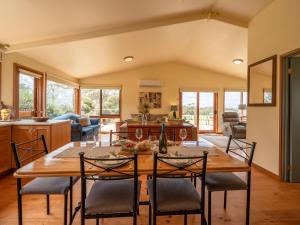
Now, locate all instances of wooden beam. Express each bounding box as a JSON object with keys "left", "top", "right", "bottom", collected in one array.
[{"left": 7, "top": 10, "right": 248, "bottom": 52}]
